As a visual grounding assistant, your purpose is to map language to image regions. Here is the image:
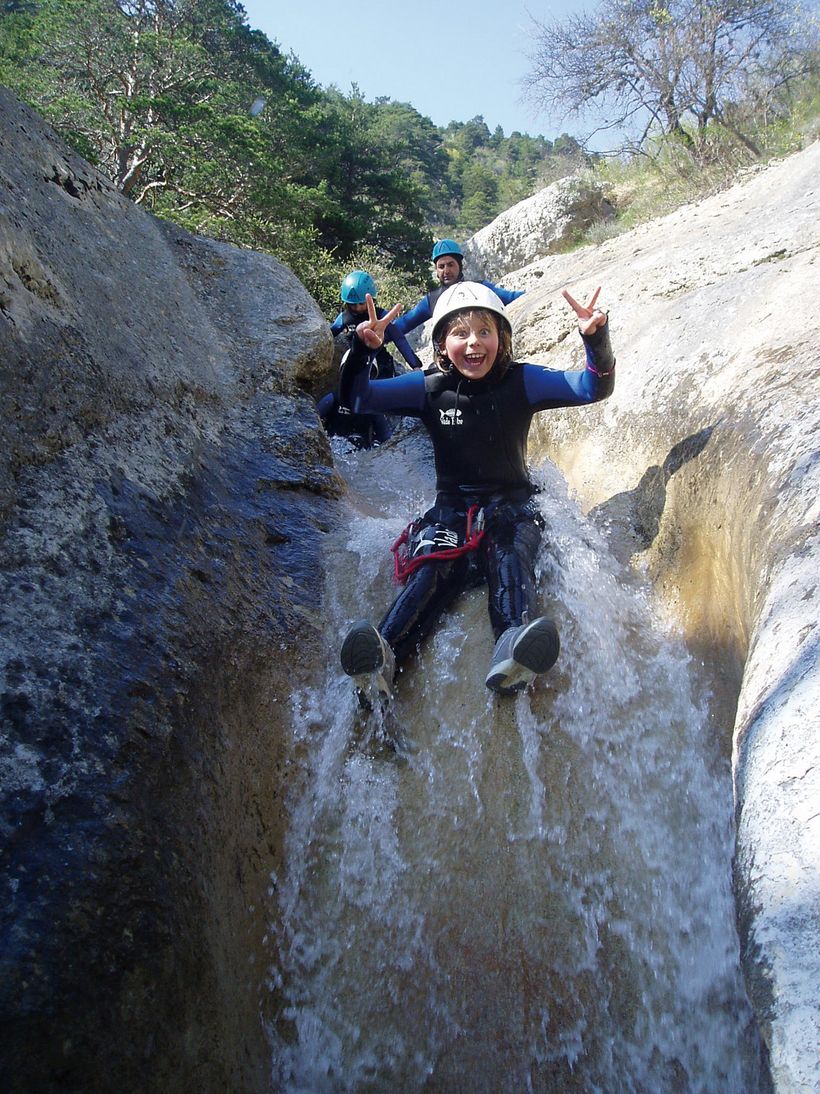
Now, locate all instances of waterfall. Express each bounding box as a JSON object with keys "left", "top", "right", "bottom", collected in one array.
[{"left": 266, "top": 426, "right": 765, "bottom": 1091}]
